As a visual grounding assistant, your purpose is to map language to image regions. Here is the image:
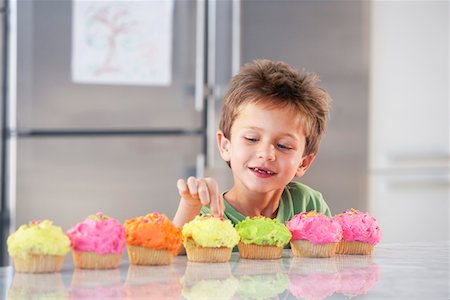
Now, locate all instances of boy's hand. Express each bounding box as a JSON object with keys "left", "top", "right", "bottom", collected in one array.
[{"left": 176, "top": 177, "right": 224, "bottom": 217}]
